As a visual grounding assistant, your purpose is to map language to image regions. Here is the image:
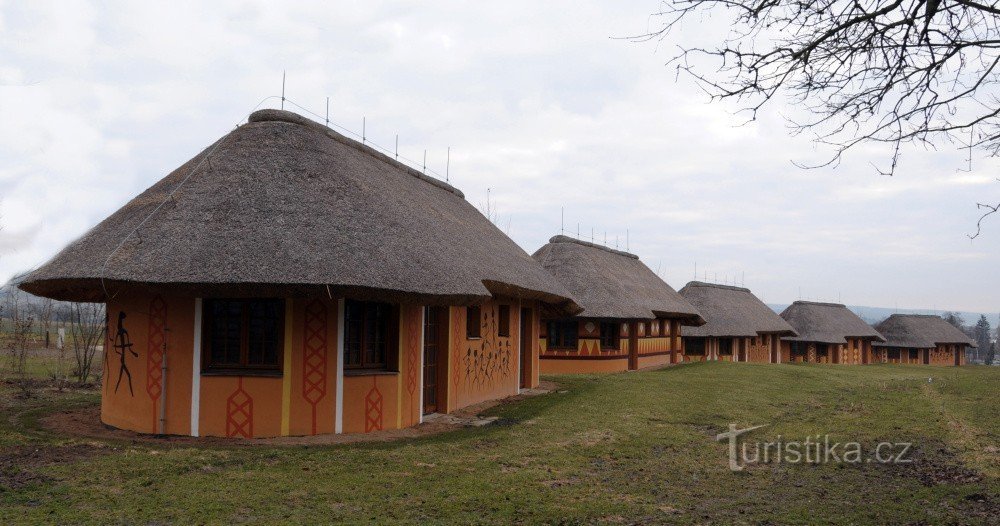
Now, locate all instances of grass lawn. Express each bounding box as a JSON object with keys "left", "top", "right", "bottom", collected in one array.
[{"left": 0, "top": 363, "right": 997, "bottom": 525}]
